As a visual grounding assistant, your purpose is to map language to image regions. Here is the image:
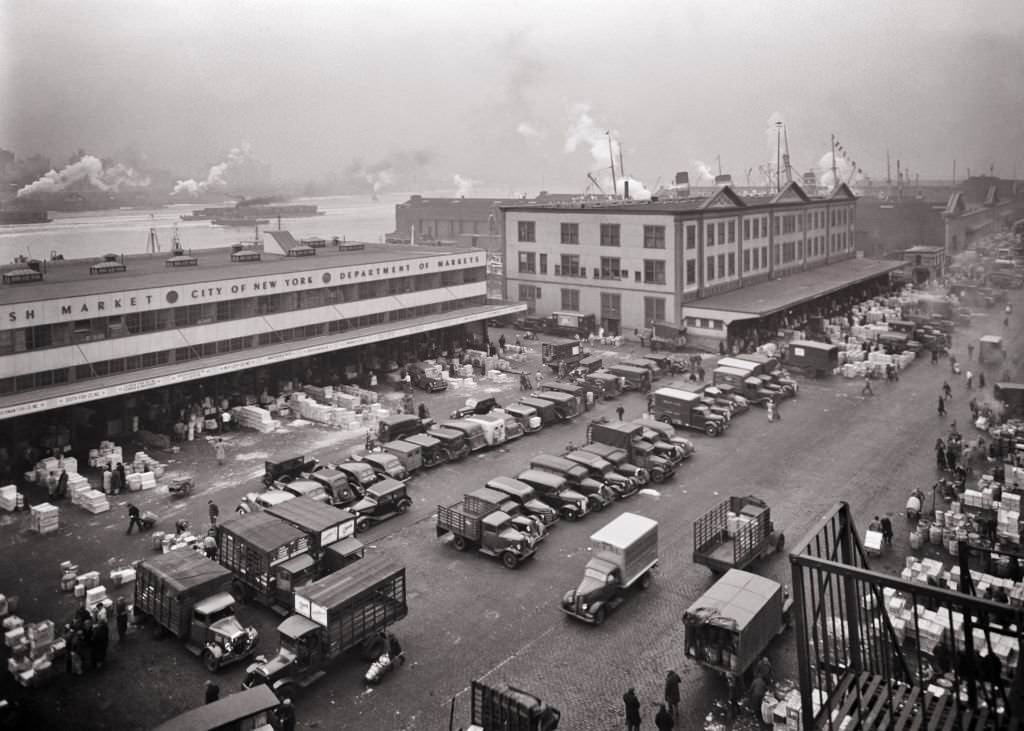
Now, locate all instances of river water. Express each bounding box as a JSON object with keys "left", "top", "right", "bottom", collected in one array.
[{"left": 0, "top": 194, "right": 400, "bottom": 263}]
